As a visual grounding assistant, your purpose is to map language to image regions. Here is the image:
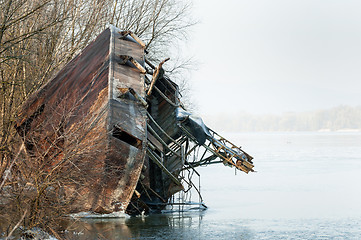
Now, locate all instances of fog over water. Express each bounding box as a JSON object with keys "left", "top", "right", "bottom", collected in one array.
[{"left": 187, "top": 0, "right": 361, "bottom": 116}]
